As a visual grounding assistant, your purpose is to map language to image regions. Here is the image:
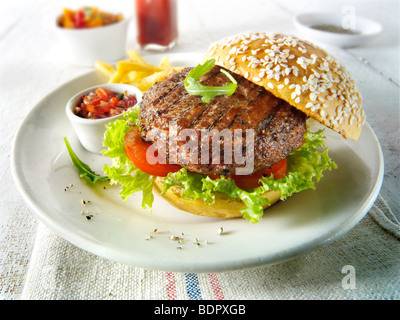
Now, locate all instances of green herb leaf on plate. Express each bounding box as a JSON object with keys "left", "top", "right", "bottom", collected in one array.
[{"left": 64, "top": 137, "right": 109, "bottom": 184}]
